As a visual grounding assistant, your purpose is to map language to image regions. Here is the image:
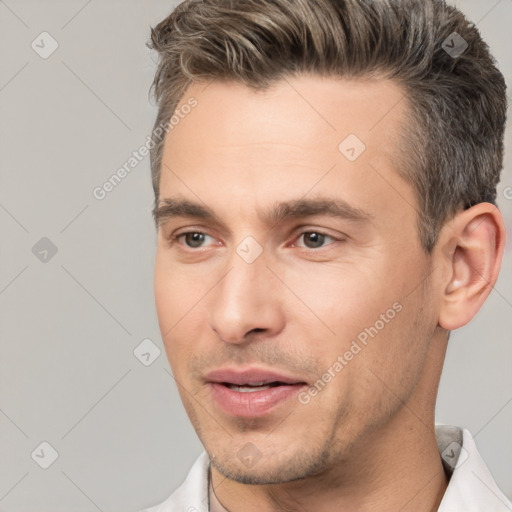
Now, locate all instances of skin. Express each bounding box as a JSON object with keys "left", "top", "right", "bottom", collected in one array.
[{"left": 153, "top": 76, "right": 506, "bottom": 512}]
